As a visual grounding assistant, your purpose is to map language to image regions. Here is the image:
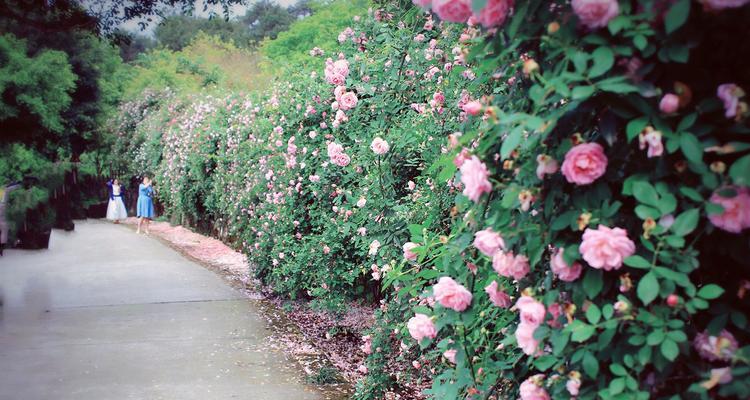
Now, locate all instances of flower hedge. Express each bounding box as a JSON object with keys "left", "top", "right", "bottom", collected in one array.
[{"left": 112, "top": 0, "right": 750, "bottom": 398}]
